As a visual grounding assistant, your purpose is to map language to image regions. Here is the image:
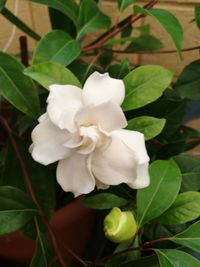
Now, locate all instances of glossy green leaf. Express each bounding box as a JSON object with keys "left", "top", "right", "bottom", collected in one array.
[
  {"left": 137, "top": 160, "right": 181, "bottom": 226},
  {"left": 134, "top": 6, "right": 183, "bottom": 58},
  {"left": 158, "top": 192, "right": 200, "bottom": 225},
  {"left": 171, "top": 221, "right": 200, "bottom": 252},
  {"left": 24, "top": 62, "right": 81, "bottom": 89},
  {"left": 173, "top": 155, "right": 200, "bottom": 192},
  {"left": 195, "top": 5, "right": 200, "bottom": 29},
  {"left": 156, "top": 249, "right": 200, "bottom": 267},
  {"left": 28, "top": 0, "right": 78, "bottom": 24},
  {"left": 126, "top": 35, "right": 164, "bottom": 52},
  {"left": 122, "top": 65, "right": 173, "bottom": 111},
  {"left": 127, "top": 116, "right": 166, "bottom": 140},
  {"left": 33, "top": 30, "right": 80, "bottom": 66},
  {"left": 0, "top": 0, "right": 6, "bottom": 12},
  {"left": 118, "top": 0, "right": 133, "bottom": 12},
  {"left": 0, "top": 52, "right": 40, "bottom": 118},
  {"left": 174, "top": 59, "right": 200, "bottom": 100},
  {"left": 0, "top": 186, "right": 37, "bottom": 235},
  {"left": 77, "top": 0, "right": 111, "bottom": 39},
  {"left": 84, "top": 193, "right": 128, "bottom": 210}
]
